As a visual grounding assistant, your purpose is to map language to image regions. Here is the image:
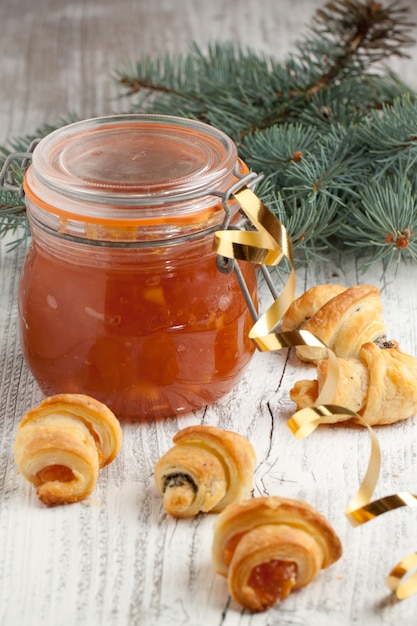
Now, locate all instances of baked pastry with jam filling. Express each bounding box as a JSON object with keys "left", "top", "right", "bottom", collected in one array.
[
  {"left": 14, "top": 393, "right": 122, "bottom": 506},
  {"left": 212, "top": 496, "right": 342, "bottom": 612}
]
